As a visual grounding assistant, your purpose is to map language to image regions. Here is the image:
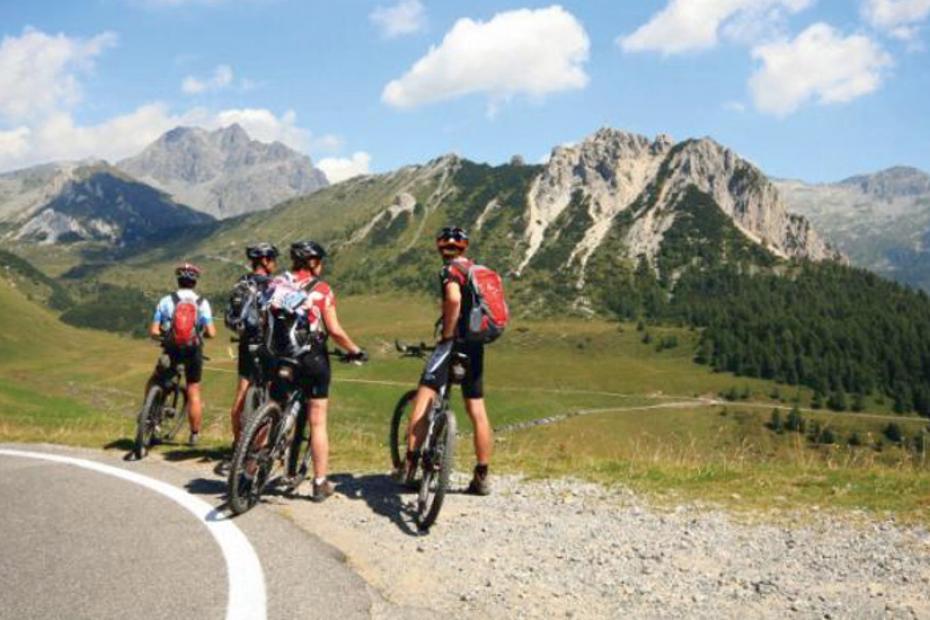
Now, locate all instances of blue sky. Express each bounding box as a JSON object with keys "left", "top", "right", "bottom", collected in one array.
[{"left": 0, "top": 0, "right": 927, "bottom": 182}]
